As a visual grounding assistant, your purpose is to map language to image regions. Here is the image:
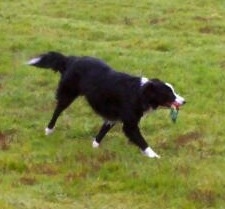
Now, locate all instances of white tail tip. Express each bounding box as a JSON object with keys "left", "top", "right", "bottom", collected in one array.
[{"left": 27, "top": 57, "right": 41, "bottom": 65}]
